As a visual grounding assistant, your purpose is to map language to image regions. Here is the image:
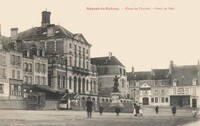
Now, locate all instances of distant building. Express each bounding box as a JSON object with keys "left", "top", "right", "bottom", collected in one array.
[
  {"left": 169, "top": 61, "right": 200, "bottom": 108},
  {"left": 127, "top": 61, "right": 200, "bottom": 108},
  {"left": 127, "top": 67, "right": 170, "bottom": 106},
  {"left": 91, "top": 52, "right": 129, "bottom": 98}
]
